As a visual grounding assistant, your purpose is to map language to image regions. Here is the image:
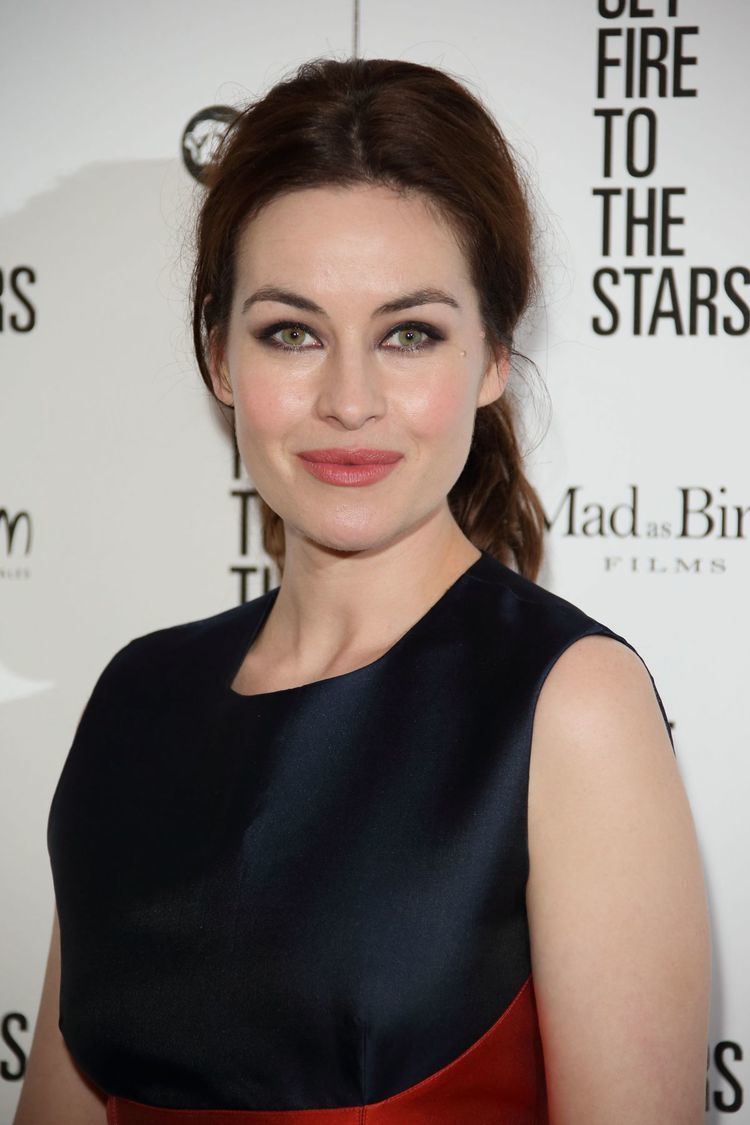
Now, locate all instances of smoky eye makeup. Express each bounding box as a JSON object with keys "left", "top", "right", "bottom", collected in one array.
[{"left": 252, "top": 319, "right": 447, "bottom": 354}]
